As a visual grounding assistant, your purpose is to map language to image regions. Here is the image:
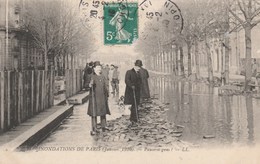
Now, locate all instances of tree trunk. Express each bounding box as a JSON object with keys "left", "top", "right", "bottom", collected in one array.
[
  {"left": 162, "top": 51, "right": 165, "bottom": 73},
  {"left": 54, "top": 56, "right": 57, "bottom": 75},
  {"left": 244, "top": 25, "right": 252, "bottom": 91},
  {"left": 194, "top": 40, "right": 200, "bottom": 79},
  {"left": 71, "top": 54, "right": 74, "bottom": 69},
  {"left": 157, "top": 52, "right": 161, "bottom": 72},
  {"left": 66, "top": 54, "right": 69, "bottom": 69},
  {"left": 175, "top": 46, "right": 179, "bottom": 76},
  {"left": 220, "top": 40, "right": 225, "bottom": 85},
  {"left": 62, "top": 54, "right": 66, "bottom": 75},
  {"left": 44, "top": 45, "right": 48, "bottom": 70},
  {"left": 156, "top": 54, "right": 159, "bottom": 72},
  {"left": 224, "top": 36, "right": 230, "bottom": 84},
  {"left": 187, "top": 43, "right": 192, "bottom": 77},
  {"left": 205, "top": 41, "right": 214, "bottom": 82},
  {"left": 179, "top": 46, "right": 185, "bottom": 76},
  {"left": 236, "top": 30, "right": 241, "bottom": 74},
  {"left": 172, "top": 47, "right": 176, "bottom": 75}
]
